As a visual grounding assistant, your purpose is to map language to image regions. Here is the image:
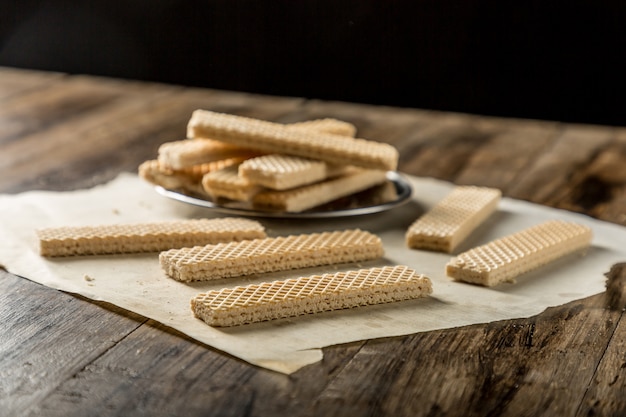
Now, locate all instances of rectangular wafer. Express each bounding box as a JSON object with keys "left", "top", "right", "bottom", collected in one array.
[
  {"left": 139, "top": 158, "right": 244, "bottom": 196},
  {"left": 238, "top": 154, "right": 345, "bottom": 190},
  {"left": 160, "top": 229, "right": 384, "bottom": 282},
  {"left": 158, "top": 138, "right": 262, "bottom": 170},
  {"left": 37, "top": 218, "right": 266, "bottom": 257},
  {"left": 252, "top": 168, "right": 388, "bottom": 212},
  {"left": 201, "top": 164, "right": 262, "bottom": 201},
  {"left": 191, "top": 265, "right": 433, "bottom": 326},
  {"left": 406, "top": 186, "right": 502, "bottom": 253},
  {"left": 446, "top": 220, "right": 593, "bottom": 286},
  {"left": 186, "top": 109, "right": 398, "bottom": 171},
  {"left": 161, "top": 118, "right": 356, "bottom": 170}
]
